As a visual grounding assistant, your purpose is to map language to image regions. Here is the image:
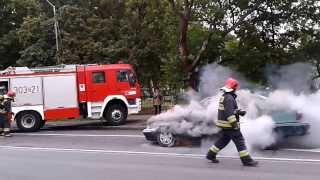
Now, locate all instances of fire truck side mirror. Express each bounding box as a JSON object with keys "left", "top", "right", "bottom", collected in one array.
[{"left": 129, "top": 73, "right": 136, "bottom": 86}]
